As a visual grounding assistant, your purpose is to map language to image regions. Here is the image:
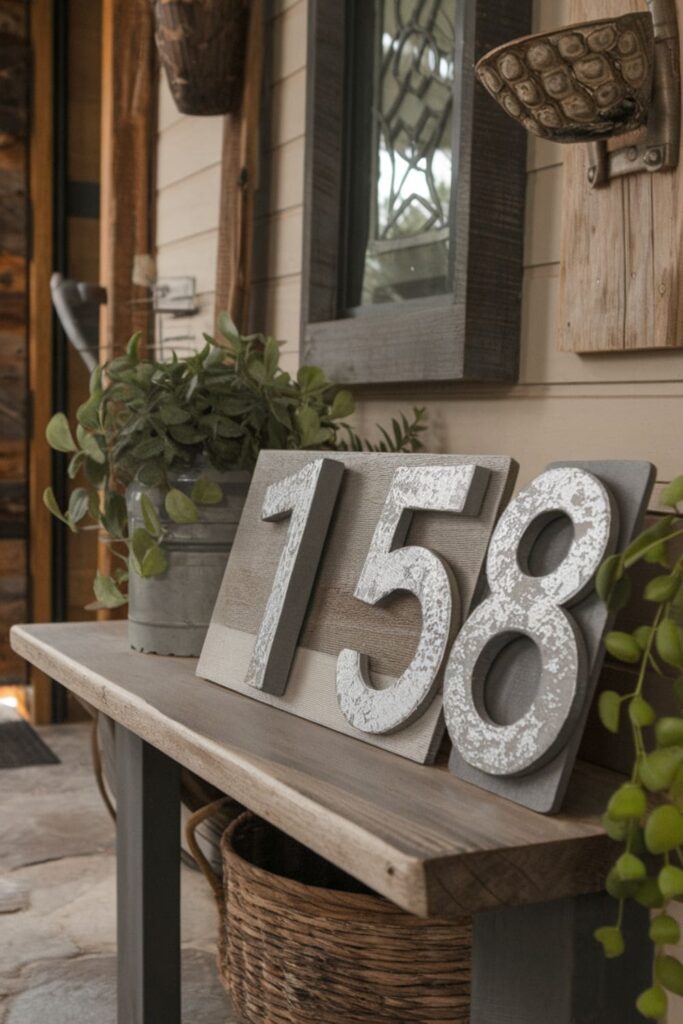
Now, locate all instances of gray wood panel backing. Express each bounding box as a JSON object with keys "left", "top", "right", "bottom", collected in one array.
[
  {"left": 449, "top": 460, "right": 655, "bottom": 813},
  {"left": 11, "top": 620, "right": 620, "bottom": 918},
  {"left": 471, "top": 893, "right": 650, "bottom": 1023},
  {"left": 301, "top": 0, "right": 531, "bottom": 385},
  {"left": 116, "top": 726, "right": 181, "bottom": 1024}
]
